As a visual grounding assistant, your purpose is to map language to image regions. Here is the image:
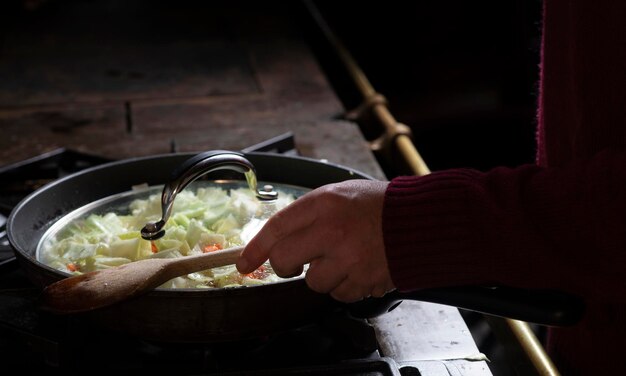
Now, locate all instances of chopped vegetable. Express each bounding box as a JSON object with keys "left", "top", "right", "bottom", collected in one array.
[
  {"left": 66, "top": 263, "right": 78, "bottom": 272},
  {"left": 245, "top": 265, "right": 269, "bottom": 279},
  {"left": 202, "top": 243, "right": 222, "bottom": 253},
  {"left": 40, "top": 185, "right": 300, "bottom": 288}
]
